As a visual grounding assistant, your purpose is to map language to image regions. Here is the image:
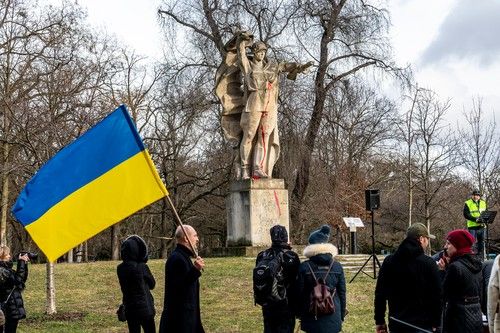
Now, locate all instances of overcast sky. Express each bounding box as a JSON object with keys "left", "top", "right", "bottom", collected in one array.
[
  {"left": 390, "top": 0, "right": 500, "bottom": 123},
  {"left": 77, "top": 0, "right": 499, "bottom": 124}
]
